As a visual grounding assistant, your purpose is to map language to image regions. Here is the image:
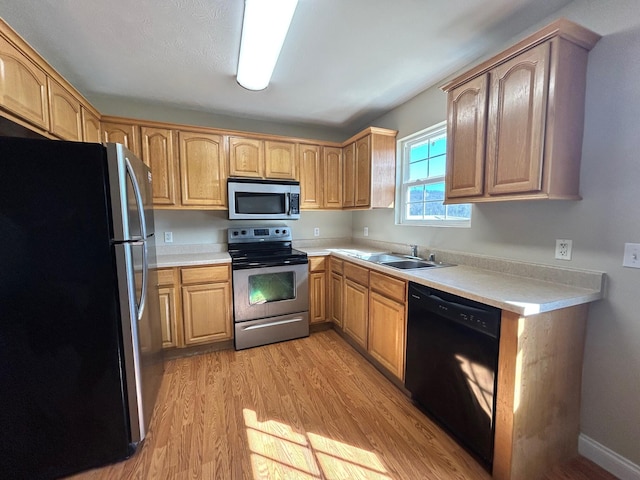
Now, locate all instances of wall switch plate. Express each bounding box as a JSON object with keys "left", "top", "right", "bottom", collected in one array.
[
  {"left": 164, "top": 232, "right": 173, "bottom": 243},
  {"left": 364, "top": 227, "right": 369, "bottom": 237},
  {"left": 623, "top": 243, "right": 640, "bottom": 268},
  {"left": 555, "top": 239, "right": 572, "bottom": 260},
  {"left": 313, "top": 227, "right": 320, "bottom": 237}
]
